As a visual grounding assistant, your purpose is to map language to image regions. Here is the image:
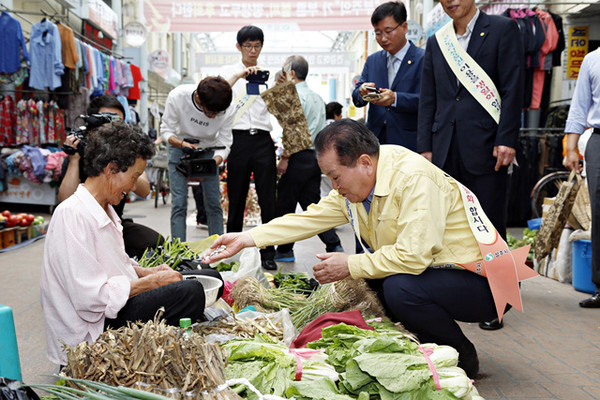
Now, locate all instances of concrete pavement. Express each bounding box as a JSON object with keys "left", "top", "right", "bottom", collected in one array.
[{"left": 1, "top": 194, "right": 599, "bottom": 399}]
